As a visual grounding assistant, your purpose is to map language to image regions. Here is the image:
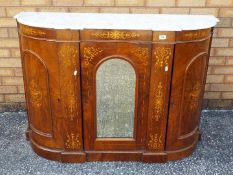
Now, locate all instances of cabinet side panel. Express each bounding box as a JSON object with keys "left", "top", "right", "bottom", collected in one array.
[
  {"left": 18, "top": 25, "right": 86, "bottom": 162},
  {"left": 167, "top": 38, "right": 210, "bottom": 151},
  {"left": 179, "top": 53, "right": 207, "bottom": 136},
  {"left": 23, "top": 51, "right": 53, "bottom": 136},
  {"left": 19, "top": 32, "right": 63, "bottom": 148}
]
